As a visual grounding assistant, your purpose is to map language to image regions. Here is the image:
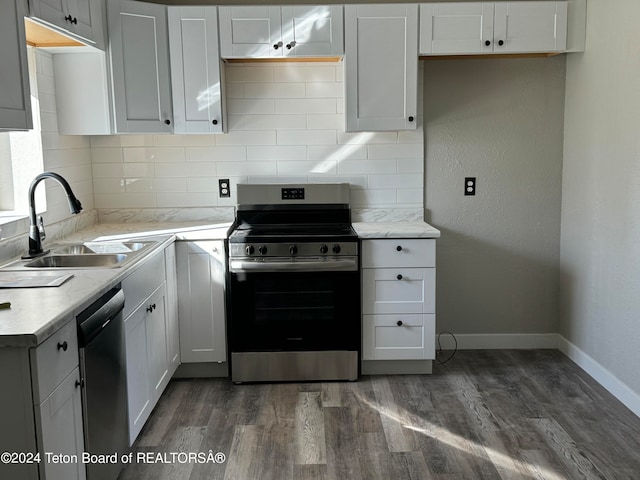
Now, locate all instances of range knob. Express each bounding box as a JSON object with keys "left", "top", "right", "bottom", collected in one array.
[
  {"left": 332, "top": 244, "right": 341, "bottom": 254},
  {"left": 258, "top": 245, "right": 268, "bottom": 255},
  {"left": 320, "top": 244, "right": 329, "bottom": 254},
  {"left": 289, "top": 245, "right": 298, "bottom": 255},
  {"left": 245, "top": 245, "right": 255, "bottom": 255}
]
